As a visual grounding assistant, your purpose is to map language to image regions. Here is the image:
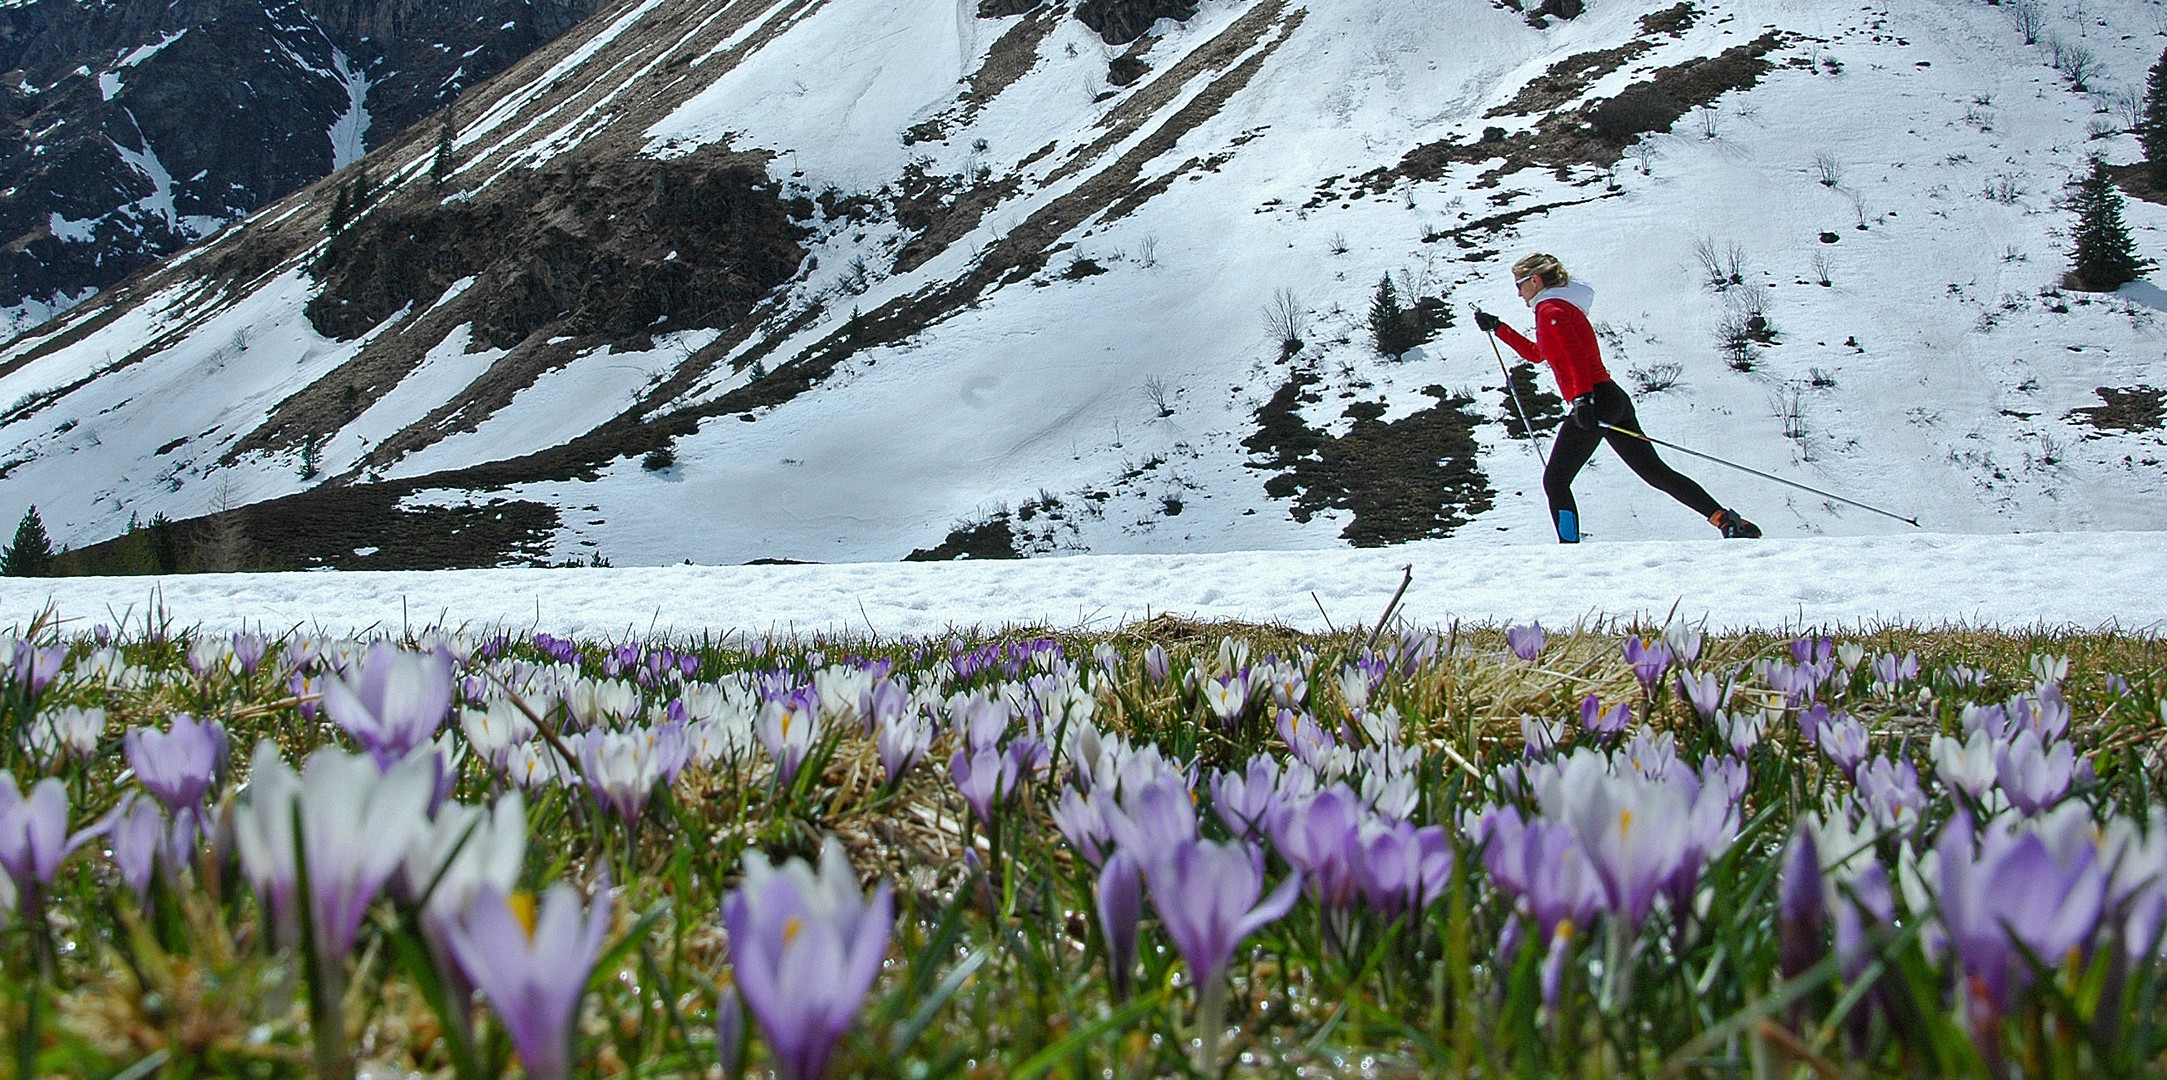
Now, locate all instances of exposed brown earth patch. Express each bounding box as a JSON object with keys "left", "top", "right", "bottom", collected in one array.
[{"left": 2067, "top": 386, "right": 2166, "bottom": 437}]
